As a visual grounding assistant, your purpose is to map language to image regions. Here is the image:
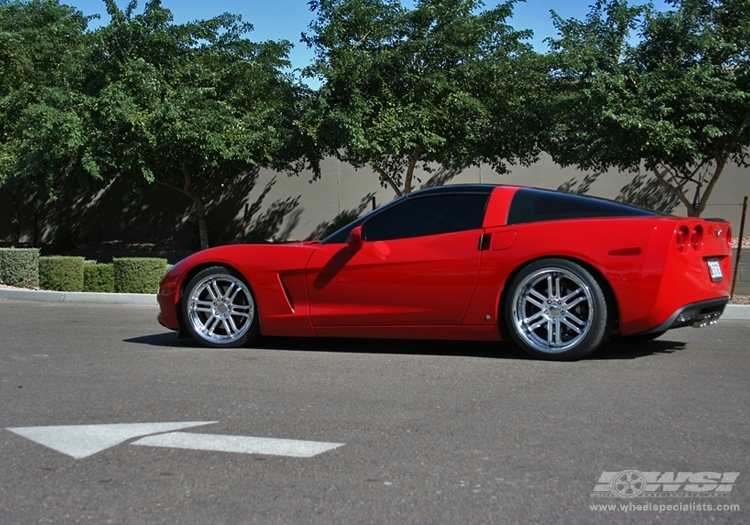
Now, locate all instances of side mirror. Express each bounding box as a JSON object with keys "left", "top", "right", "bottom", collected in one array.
[{"left": 347, "top": 226, "right": 365, "bottom": 253}]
